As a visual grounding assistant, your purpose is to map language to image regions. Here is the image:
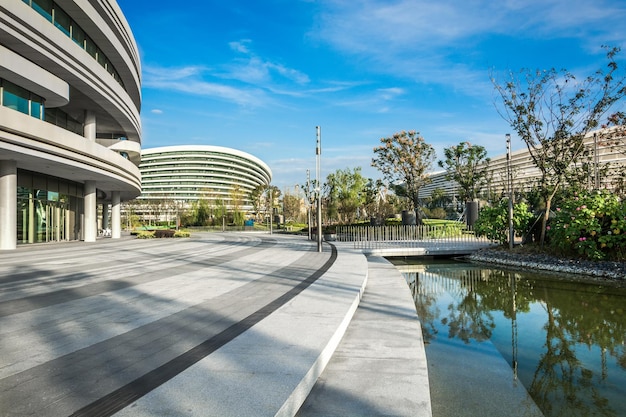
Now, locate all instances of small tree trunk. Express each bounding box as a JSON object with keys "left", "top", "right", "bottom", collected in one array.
[{"left": 539, "top": 196, "right": 554, "bottom": 247}]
